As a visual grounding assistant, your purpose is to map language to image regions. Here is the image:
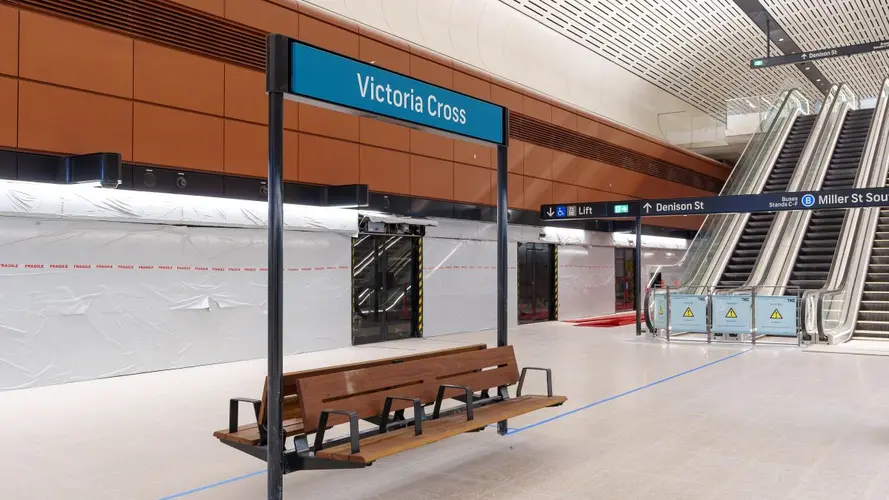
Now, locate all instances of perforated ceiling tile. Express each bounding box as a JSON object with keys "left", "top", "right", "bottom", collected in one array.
[
  {"left": 762, "top": 0, "right": 889, "bottom": 100},
  {"left": 501, "top": 0, "right": 889, "bottom": 119}
]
